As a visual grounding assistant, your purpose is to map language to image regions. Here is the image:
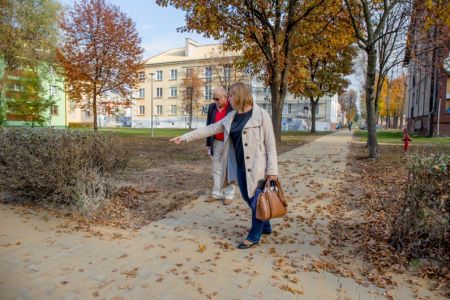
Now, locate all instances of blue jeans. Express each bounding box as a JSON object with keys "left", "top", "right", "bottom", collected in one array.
[{"left": 236, "top": 167, "right": 271, "bottom": 244}]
